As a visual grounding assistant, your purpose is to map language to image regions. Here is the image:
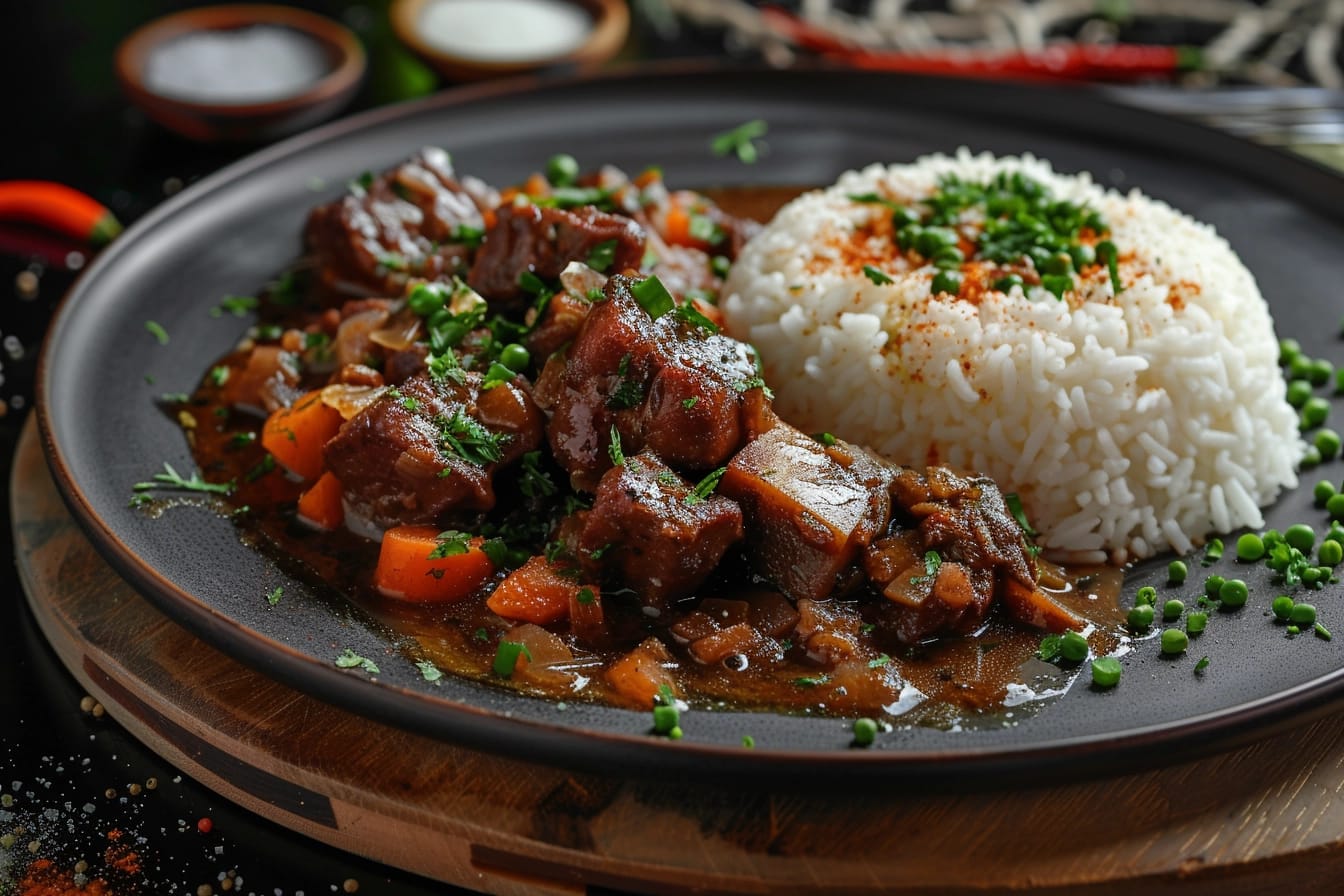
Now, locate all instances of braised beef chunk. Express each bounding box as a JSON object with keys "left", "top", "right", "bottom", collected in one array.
[
  {"left": 860, "top": 466, "right": 1041, "bottom": 643},
  {"left": 533, "top": 274, "right": 760, "bottom": 491},
  {"left": 323, "top": 370, "right": 542, "bottom": 529},
  {"left": 576, "top": 452, "right": 743, "bottom": 610},
  {"left": 719, "top": 424, "right": 892, "bottom": 603},
  {"left": 304, "top": 148, "right": 495, "bottom": 297},
  {"left": 467, "top": 203, "right": 645, "bottom": 304}
]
